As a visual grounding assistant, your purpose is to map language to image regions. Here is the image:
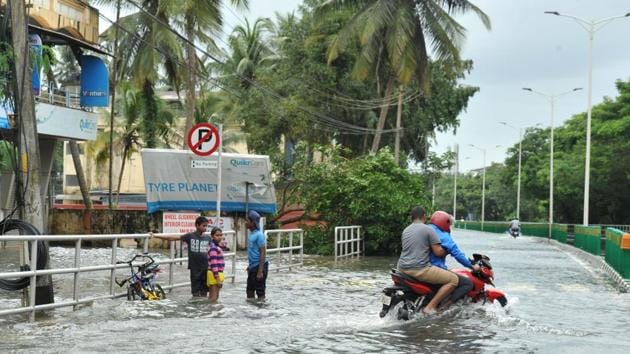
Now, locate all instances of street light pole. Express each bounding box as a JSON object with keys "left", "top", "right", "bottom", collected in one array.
[
  {"left": 522, "top": 87, "right": 582, "bottom": 238},
  {"left": 545, "top": 11, "right": 630, "bottom": 225},
  {"left": 499, "top": 122, "right": 523, "bottom": 220},
  {"left": 469, "top": 144, "right": 486, "bottom": 229},
  {"left": 453, "top": 144, "right": 459, "bottom": 220}
]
